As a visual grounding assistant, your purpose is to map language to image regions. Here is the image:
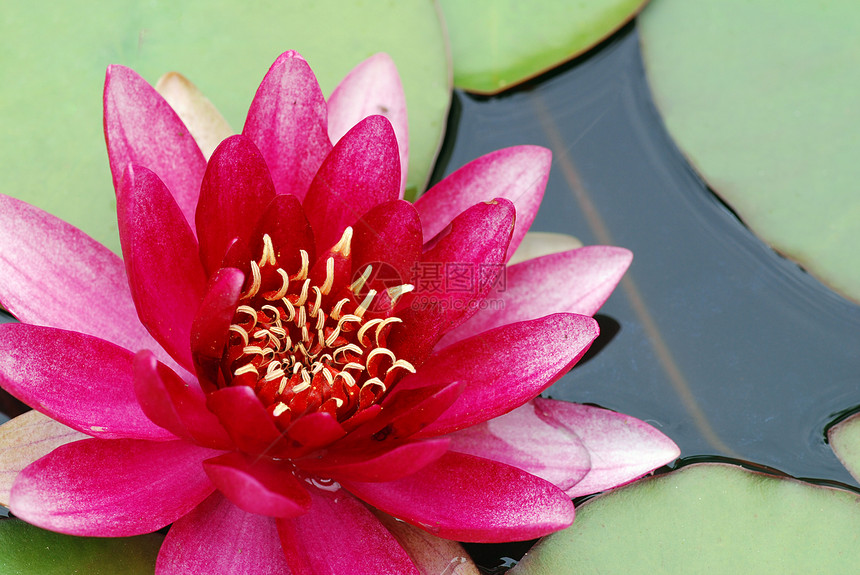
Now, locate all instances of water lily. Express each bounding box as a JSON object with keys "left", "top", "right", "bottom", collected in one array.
[{"left": 0, "top": 51, "right": 679, "bottom": 573}]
